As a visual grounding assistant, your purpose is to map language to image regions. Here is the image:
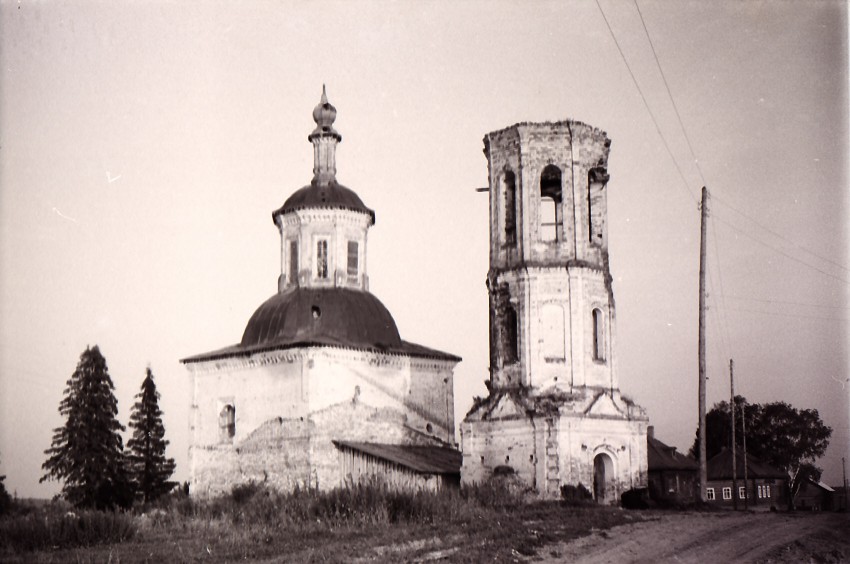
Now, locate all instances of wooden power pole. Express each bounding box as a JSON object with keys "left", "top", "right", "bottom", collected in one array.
[
  {"left": 731, "top": 359, "right": 737, "bottom": 510},
  {"left": 698, "top": 186, "right": 709, "bottom": 502}
]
